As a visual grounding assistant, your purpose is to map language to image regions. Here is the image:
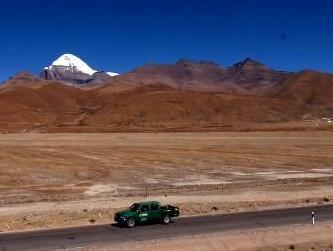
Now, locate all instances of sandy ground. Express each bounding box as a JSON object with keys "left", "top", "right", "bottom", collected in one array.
[
  {"left": 0, "top": 131, "right": 333, "bottom": 242},
  {"left": 1, "top": 131, "right": 333, "bottom": 201},
  {"left": 63, "top": 222, "right": 333, "bottom": 251},
  {"left": 0, "top": 131, "right": 333, "bottom": 251}
]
